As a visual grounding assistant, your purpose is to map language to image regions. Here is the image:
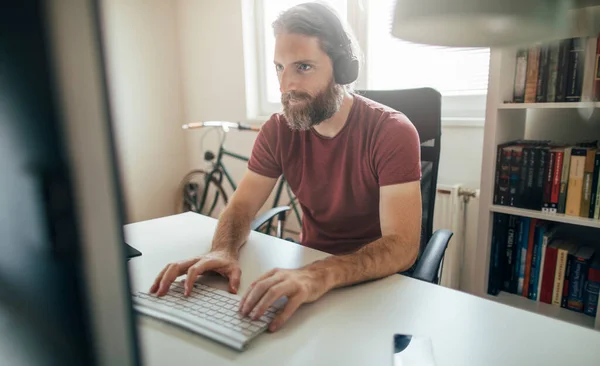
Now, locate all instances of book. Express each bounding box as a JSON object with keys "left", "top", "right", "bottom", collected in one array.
[
  {"left": 494, "top": 142, "right": 518, "bottom": 205},
  {"left": 551, "top": 240, "right": 574, "bottom": 305},
  {"left": 555, "top": 39, "right": 572, "bottom": 102},
  {"left": 565, "top": 148, "right": 587, "bottom": 216},
  {"left": 595, "top": 160, "right": 600, "bottom": 219},
  {"left": 584, "top": 256, "right": 600, "bottom": 316},
  {"left": 580, "top": 148, "right": 597, "bottom": 217},
  {"left": 536, "top": 45, "right": 550, "bottom": 102},
  {"left": 562, "top": 242, "right": 581, "bottom": 308},
  {"left": 518, "top": 147, "right": 531, "bottom": 209},
  {"left": 503, "top": 215, "right": 519, "bottom": 293},
  {"left": 542, "top": 150, "right": 556, "bottom": 212},
  {"left": 523, "top": 218, "right": 538, "bottom": 297},
  {"left": 517, "top": 217, "right": 531, "bottom": 295},
  {"left": 497, "top": 146, "right": 513, "bottom": 206},
  {"left": 558, "top": 147, "right": 573, "bottom": 214},
  {"left": 536, "top": 225, "right": 557, "bottom": 302},
  {"left": 513, "top": 48, "right": 528, "bottom": 103},
  {"left": 525, "top": 46, "right": 541, "bottom": 103},
  {"left": 533, "top": 147, "right": 549, "bottom": 210},
  {"left": 566, "top": 37, "right": 586, "bottom": 102},
  {"left": 540, "top": 241, "right": 560, "bottom": 304},
  {"left": 550, "top": 148, "right": 564, "bottom": 213},
  {"left": 509, "top": 147, "right": 524, "bottom": 207},
  {"left": 588, "top": 151, "right": 600, "bottom": 218},
  {"left": 529, "top": 222, "right": 547, "bottom": 300},
  {"left": 567, "top": 246, "right": 595, "bottom": 312},
  {"left": 488, "top": 213, "right": 509, "bottom": 295},
  {"left": 546, "top": 41, "right": 561, "bottom": 102},
  {"left": 594, "top": 36, "right": 600, "bottom": 101},
  {"left": 525, "top": 146, "right": 538, "bottom": 209}
]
